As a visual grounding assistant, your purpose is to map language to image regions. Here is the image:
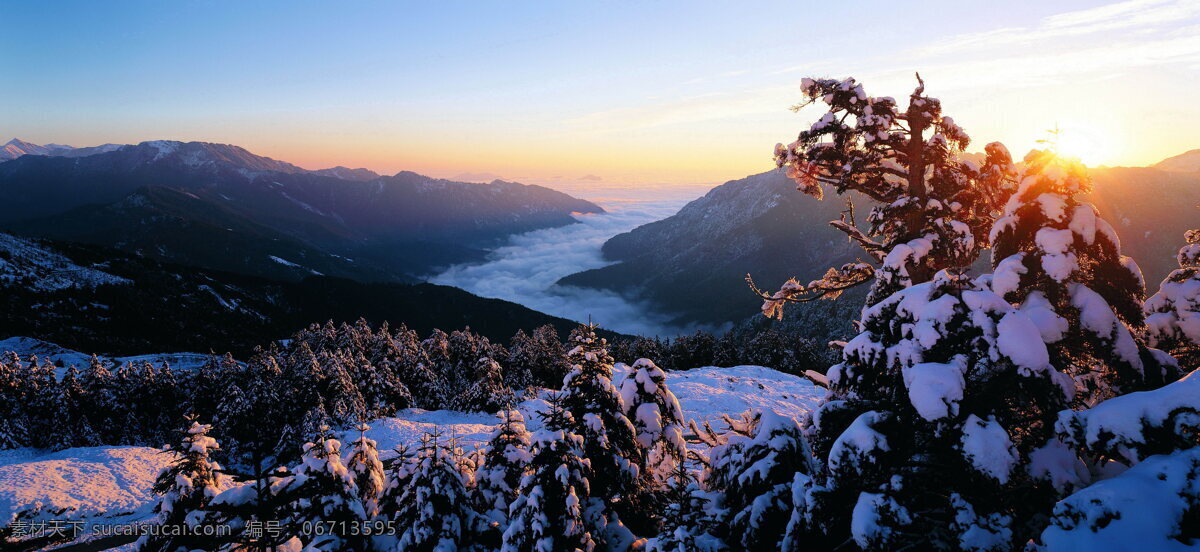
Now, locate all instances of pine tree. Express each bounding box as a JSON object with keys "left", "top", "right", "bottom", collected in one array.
[
  {"left": 989, "top": 149, "right": 1177, "bottom": 404},
  {"left": 795, "top": 271, "right": 1073, "bottom": 551},
  {"left": 475, "top": 409, "right": 533, "bottom": 528},
  {"left": 320, "top": 351, "right": 369, "bottom": 424},
  {"left": 760, "top": 75, "right": 1016, "bottom": 312},
  {"left": 385, "top": 431, "right": 486, "bottom": 552},
  {"left": 390, "top": 325, "right": 446, "bottom": 410},
  {"left": 704, "top": 410, "right": 812, "bottom": 550},
  {"left": 0, "top": 355, "right": 25, "bottom": 448},
  {"left": 505, "top": 330, "right": 538, "bottom": 391},
  {"left": 1145, "top": 229, "right": 1200, "bottom": 372},
  {"left": 560, "top": 324, "right": 646, "bottom": 539},
  {"left": 619, "top": 358, "right": 686, "bottom": 485},
  {"left": 647, "top": 461, "right": 712, "bottom": 552},
  {"left": 51, "top": 365, "right": 101, "bottom": 449},
  {"left": 528, "top": 324, "right": 572, "bottom": 389},
  {"left": 80, "top": 354, "right": 118, "bottom": 443},
  {"left": 457, "top": 357, "right": 516, "bottom": 412},
  {"left": 345, "top": 422, "right": 386, "bottom": 519},
  {"left": 136, "top": 418, "right": 228, "bottom": 552},
  {"left": 283, "top": 426, "right": 371, "bottom": 552},
  {"left": 502, "top": 399, "right": 597, "bottom": 552}
]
